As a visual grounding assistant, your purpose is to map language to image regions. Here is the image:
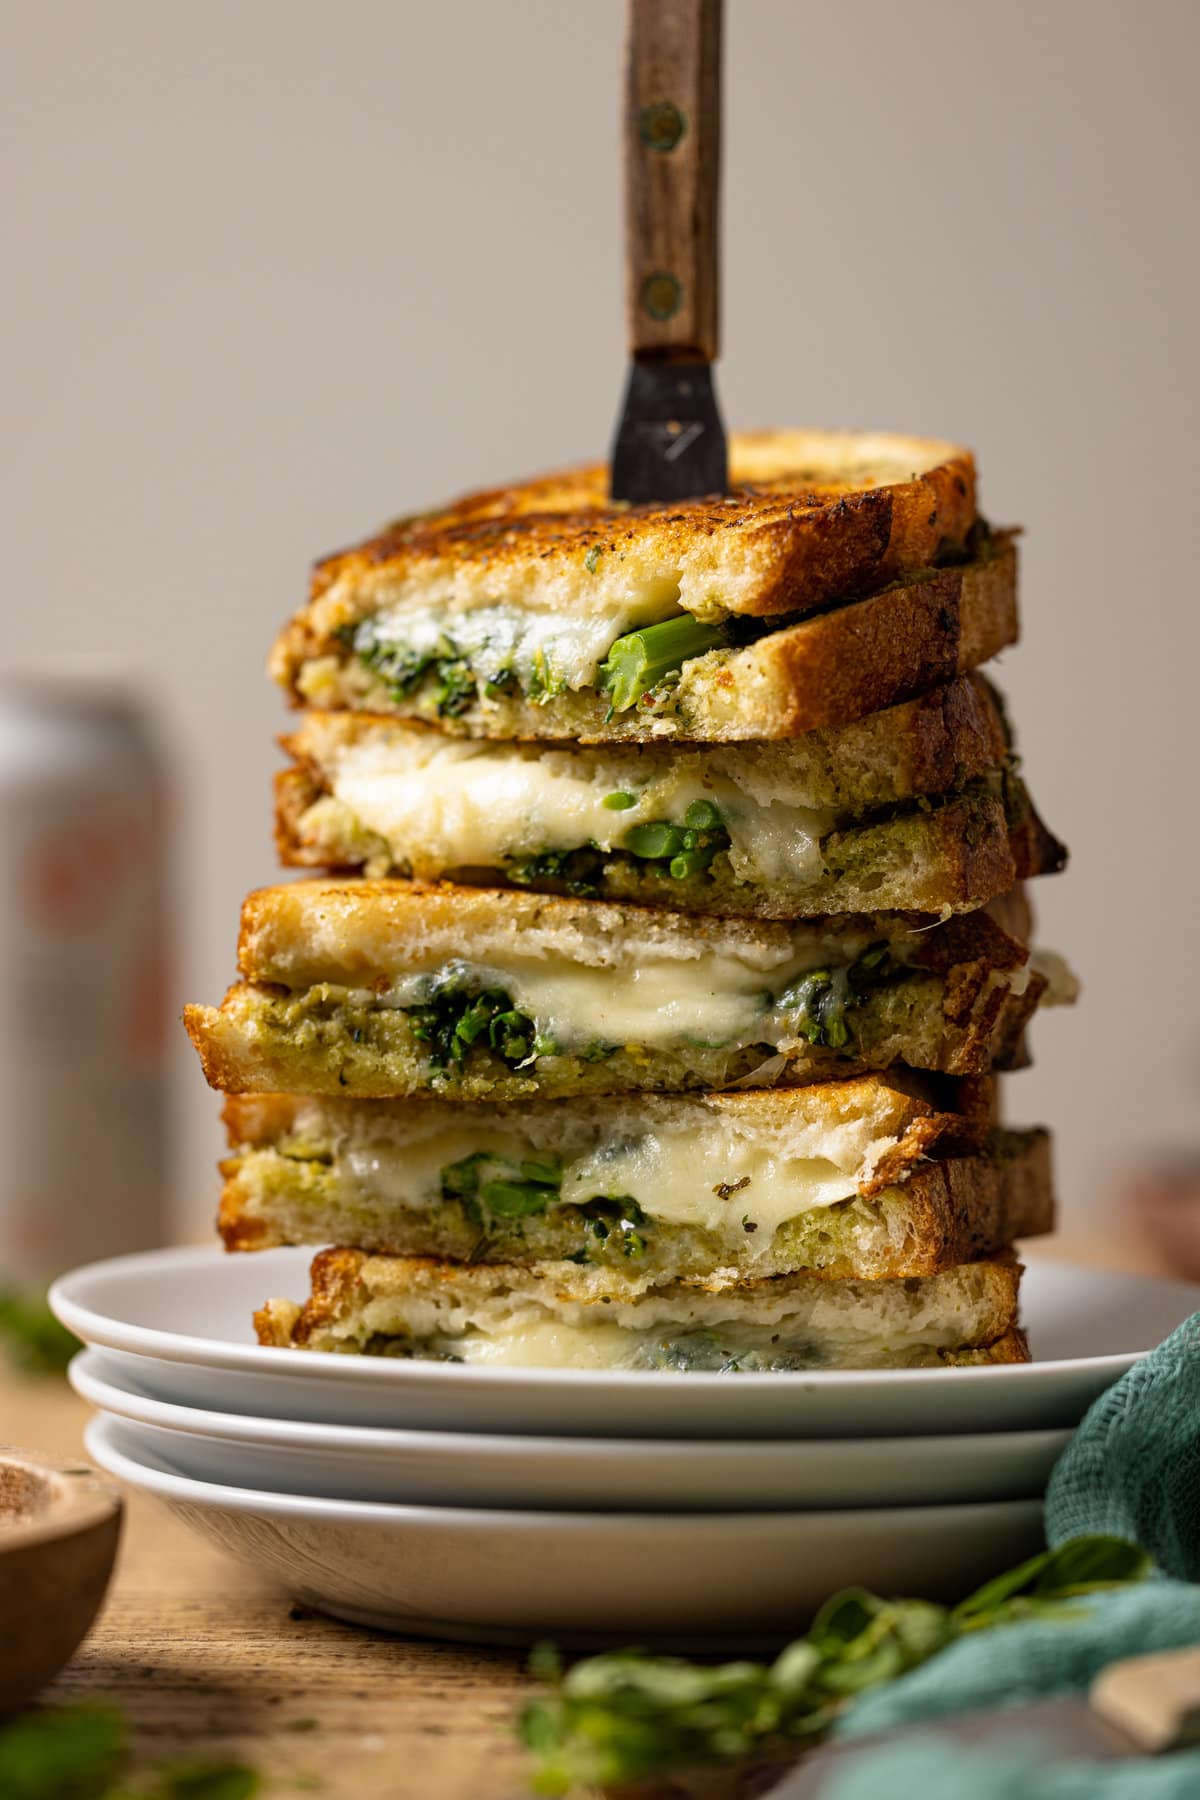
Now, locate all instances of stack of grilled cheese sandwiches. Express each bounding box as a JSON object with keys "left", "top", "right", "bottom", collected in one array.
[{"left": 186, "top": 428, "right": 1072, "bottom": 1373}]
